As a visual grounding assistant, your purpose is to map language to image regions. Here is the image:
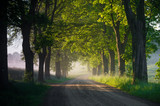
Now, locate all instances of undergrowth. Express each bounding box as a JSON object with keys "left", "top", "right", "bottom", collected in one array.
[
  {"left": 0, "top": 81, "right": 50, "bottom": 106},
  {"left": 90, "top": 75, "right": 160, "bottom": 103}
]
